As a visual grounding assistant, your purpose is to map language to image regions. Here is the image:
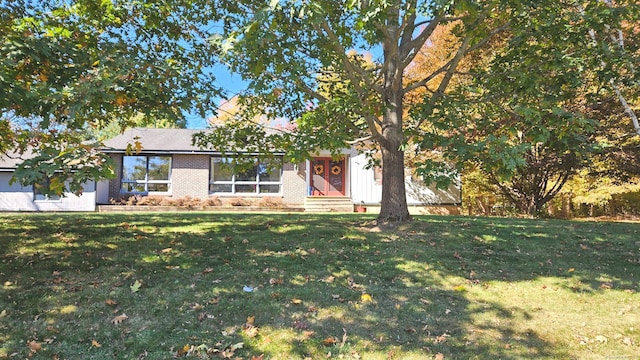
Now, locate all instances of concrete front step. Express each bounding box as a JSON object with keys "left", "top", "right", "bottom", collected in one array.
[{"left": 304, "top": 196, "right": 354, "bottom": 213}]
